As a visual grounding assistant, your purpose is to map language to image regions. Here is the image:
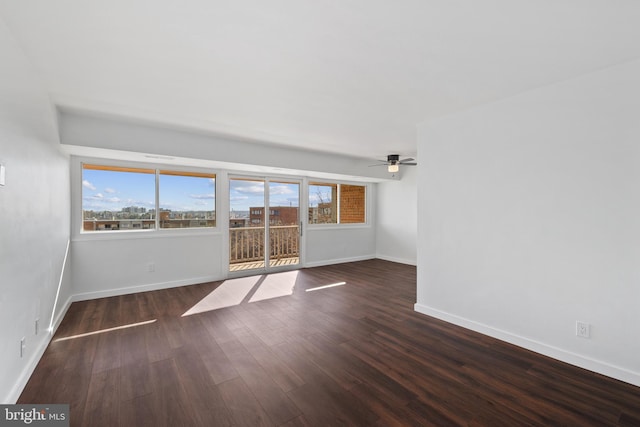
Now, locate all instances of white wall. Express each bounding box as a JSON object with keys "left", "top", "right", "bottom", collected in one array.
[
  {"left": 416, "top": 60, "right": 640, "bottom": 386},
  {"left": 69, "top": 178, "right": 376, "bottom": 299},
  {"left": 59, "top": 111, "right": 392, "bottom": 182},
  {"left": 61, "top": 114, "right": 379, "bottom": 300},
  {"left": 72, "top": 234, "right": 224, "bottom": 300},
  {"left": 0, "top": 20, "right": 70, "bottom": 402},
  {"left": 376, "top": 166, "right": 417, "bottom": 265},
  {"left": 305, "top": 227, "right": 376, "bottom": 267},
  {"left": 71, "top": 221, "right": 376, "bottom": 301}
]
